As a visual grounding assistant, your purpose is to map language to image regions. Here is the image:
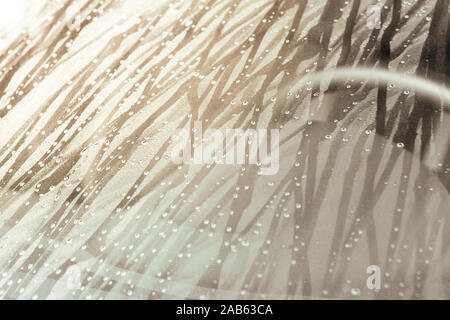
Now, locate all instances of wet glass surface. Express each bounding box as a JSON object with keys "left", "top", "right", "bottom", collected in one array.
[{"left": 0, "top": 0, "right": 449, "bottom": 299}]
